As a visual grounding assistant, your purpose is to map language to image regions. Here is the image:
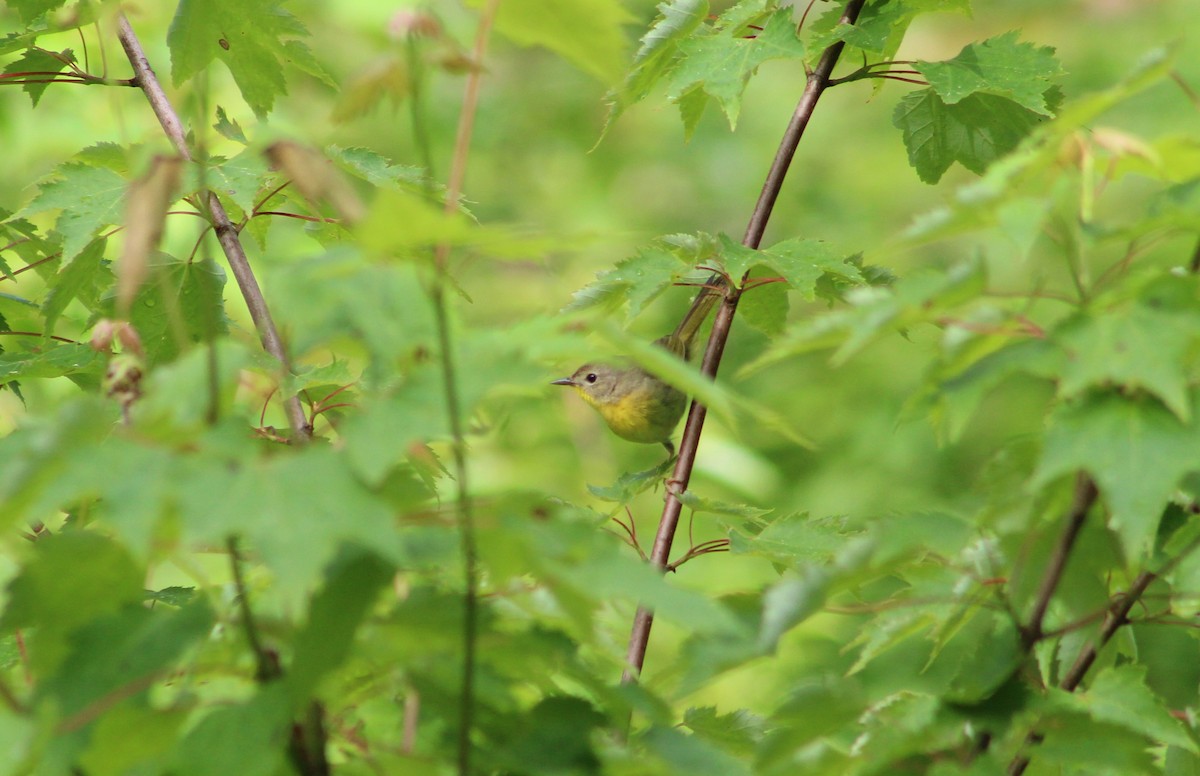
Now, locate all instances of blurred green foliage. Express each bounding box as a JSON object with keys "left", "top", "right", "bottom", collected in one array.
[{"left": 1, "top": 0, "right": 1200, "bottom": 774}]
